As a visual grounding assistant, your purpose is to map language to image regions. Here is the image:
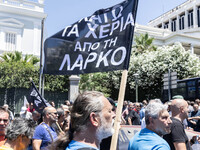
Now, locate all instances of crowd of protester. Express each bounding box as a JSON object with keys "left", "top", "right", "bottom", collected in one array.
[{"left": 0, "top": 92, "right": 200, "bottom": 149}]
